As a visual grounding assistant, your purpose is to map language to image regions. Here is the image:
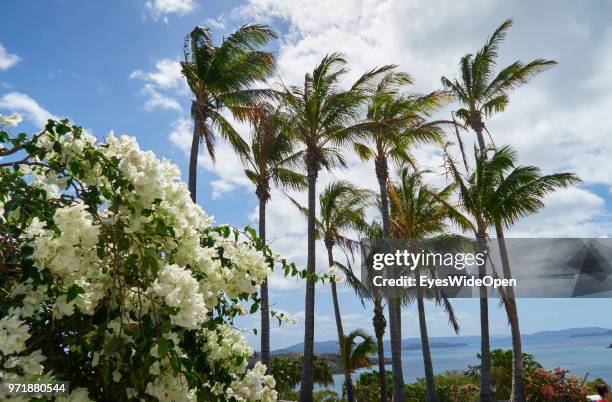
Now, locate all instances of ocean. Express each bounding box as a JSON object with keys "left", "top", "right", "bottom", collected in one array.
[{"left": 319, "top": 334, "right": 612, "bottom": 396}]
